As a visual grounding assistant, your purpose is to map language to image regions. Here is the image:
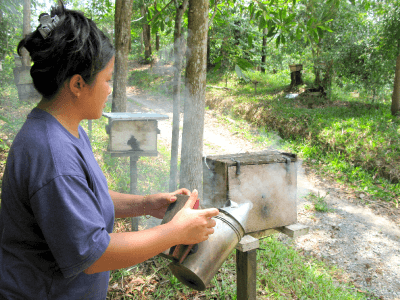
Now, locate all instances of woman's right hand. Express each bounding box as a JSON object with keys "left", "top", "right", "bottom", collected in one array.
[{"left": 170, "top": 189, "right": 219, "bottom": 245}]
